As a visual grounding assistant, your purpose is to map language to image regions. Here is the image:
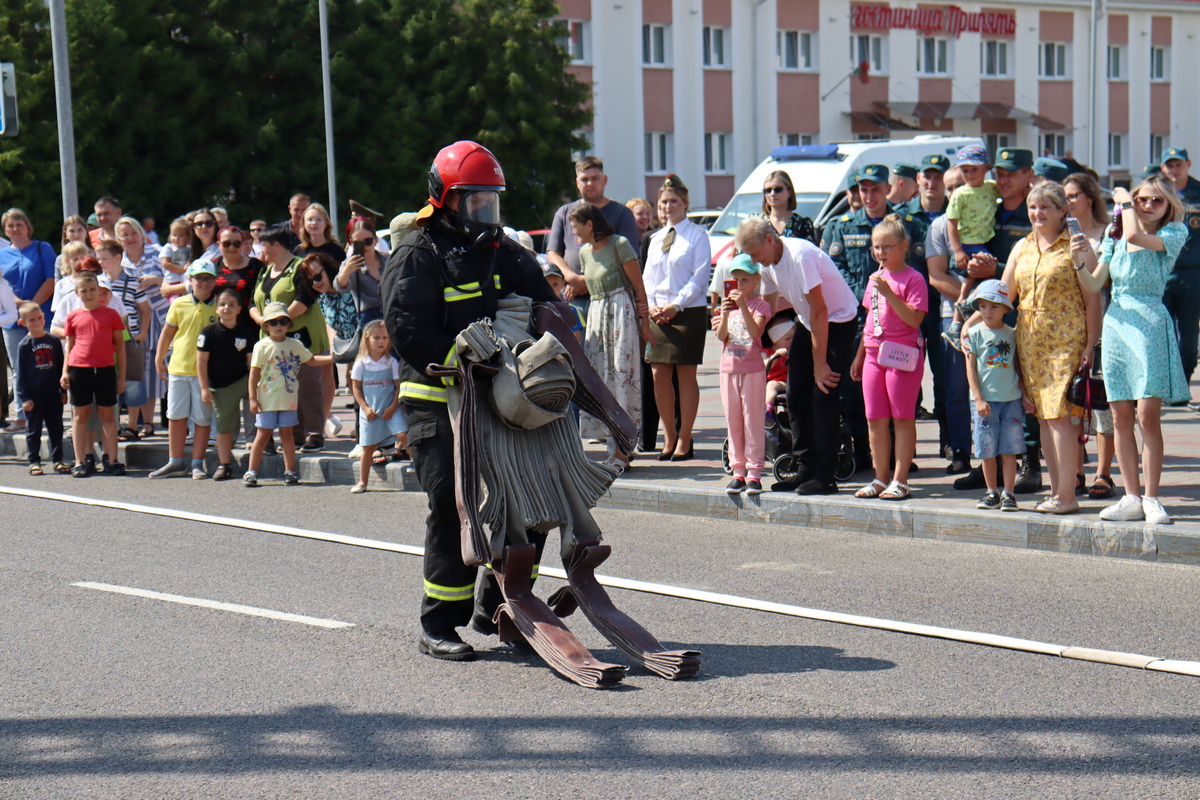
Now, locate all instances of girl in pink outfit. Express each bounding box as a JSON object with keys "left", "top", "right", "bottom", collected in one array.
[
  {"left": 849, "top": 214, "right": 929, "bottom": 501},
  {"left": 716, "top": 254, "right": 771, "bottom": 495}
]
